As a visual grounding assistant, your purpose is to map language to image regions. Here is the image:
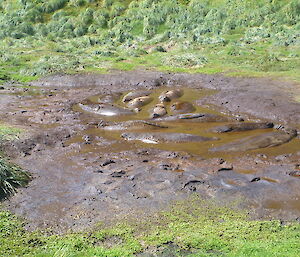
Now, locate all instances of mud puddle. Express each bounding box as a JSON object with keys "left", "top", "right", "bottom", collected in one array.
[
  {"left": 1, "top": 72, "right": 300, "bottom": 231},
  {"left": 70, "top": 87, "right": 299, "bottom": 160}
]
